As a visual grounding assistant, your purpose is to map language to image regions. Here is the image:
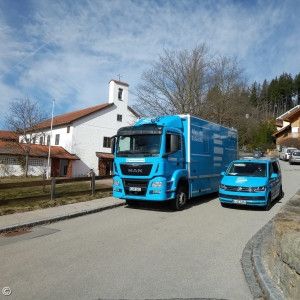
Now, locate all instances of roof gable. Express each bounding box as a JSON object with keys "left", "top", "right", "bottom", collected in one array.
[
  {"left": 272, "top": 124, "right": 291, "bottom": 137},
  {"left": 282, "top": 106, "right": 300, "bottom": 122}
]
